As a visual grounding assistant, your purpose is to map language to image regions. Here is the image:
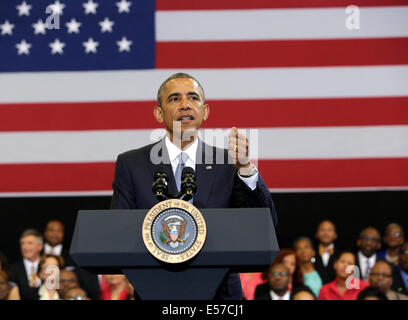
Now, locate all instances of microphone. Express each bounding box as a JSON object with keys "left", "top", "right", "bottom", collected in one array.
[
  {"left": 152, "top": 169, "right": 169, "bottom": 202},
  {"left": 180, "top": 167, "right": 197, "bottom": 201}
]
